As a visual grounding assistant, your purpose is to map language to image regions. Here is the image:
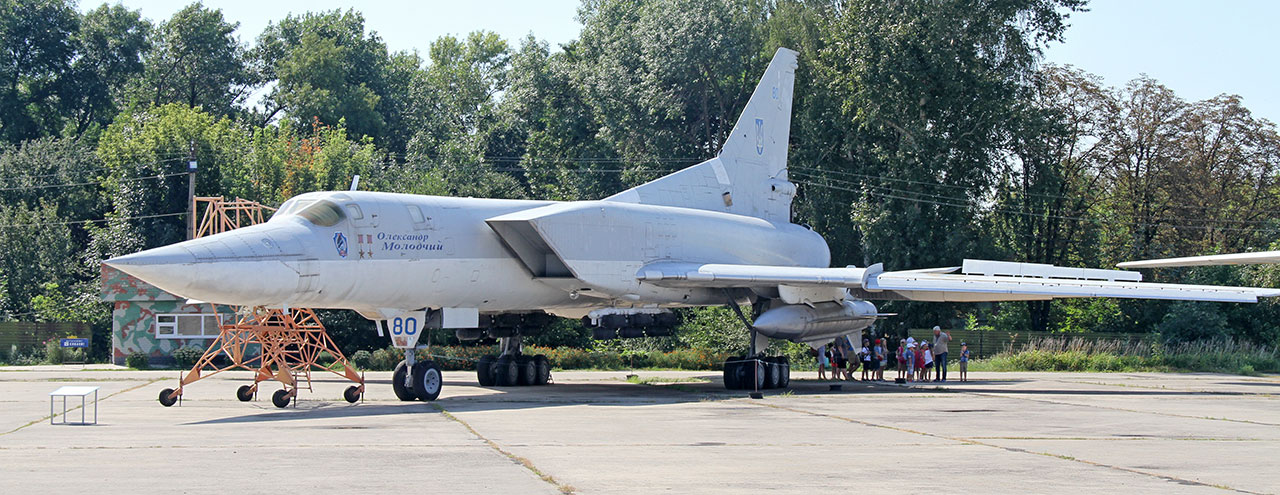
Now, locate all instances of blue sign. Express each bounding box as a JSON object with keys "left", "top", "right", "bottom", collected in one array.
[{"left": 60, "top": 338, "right": 89, "bottom": 348}]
